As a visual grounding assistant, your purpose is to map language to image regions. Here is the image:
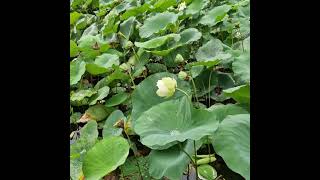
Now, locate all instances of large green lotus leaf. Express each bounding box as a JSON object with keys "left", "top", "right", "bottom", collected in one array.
[
  {"left": 94, "top": 53, "right": 120, "bottom": 69},
  {"left": 200, "top": 5, "right": 232, "bottom": 26},
  {"left": 207, "top": 104, "right": 248, "bottom": 122},
  {"left": 223, "top": 84, "right": 250, "bottom": 104},
  {"left": 135, "top": 34, "right": 180, "bottom": 49},
  {"left": 195, "top": 39, "right": 232, "bottom": 63},
  {"left": 121, "top": 3, "right": 151, "bottom": 20},
  {"left": 102, "top": 110, "right": 125, "bottom": 138},
  {"left": 131, "top": 72, "right": 191, "bottom": 124},
  {"left": 119, "top": 17, "right": 136, "bottom": 47},
  {"left": 134, "top": 97, "right": 220, "bottom": 149},
  {"left": 148, "top": 139, "right": 202, "bottom": 180},
  {"left": 83, "top": 136, "right": 130, "bottom": 180},
  {"left": 70, "top": 59, "right": 86, "bottom": 85},
  {"left": 186, "top": 0, "right": 209, "bottom": 15},
  {"left": 212, "top": 114, "right": 250, "bottom": 180},
  {"left": 139, "top": 11, "right": 178, "bottom": 38},
  {"left": 88, "top": 86, "right": 110, "bottom": 105},
  {"left": 232, "top": 51, "right": 250, "bottom": 84},
  {"left": 151, "top": 0, "right": 177, "bottom": 12},
  {"left": 105, "top": 92, "right": 130, "bottom": 107},
  {"left": 147, "top": 28, "right": 202, "bottom": 56},
  {"left": 70, "top": 121, "right": 98, "bottom": 180}
]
